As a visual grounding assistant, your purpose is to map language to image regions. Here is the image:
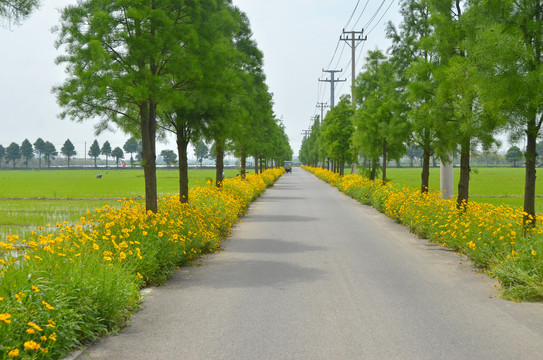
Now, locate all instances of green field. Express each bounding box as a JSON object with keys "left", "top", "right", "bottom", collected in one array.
[
  {"left": 0, "top": 168, "right": 240, "bottom": 240},
  {"left": 385, "top": 167, "right": 543, "bottom": 212}
]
